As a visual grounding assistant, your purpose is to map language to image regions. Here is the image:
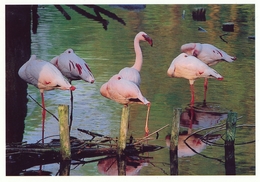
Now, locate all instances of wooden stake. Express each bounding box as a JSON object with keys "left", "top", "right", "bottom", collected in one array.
[
  {"left": 170, "top": 108, "right": 181, "bottom": 175},
  {"left": 58, "top": 105, "right": 71, "bottom": 176},
  {"left": 225, "top": 111, "right": 237, "bottom": 175},
  {"left": 117, "top": 105, "right": 129, "bottom": 175}
]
